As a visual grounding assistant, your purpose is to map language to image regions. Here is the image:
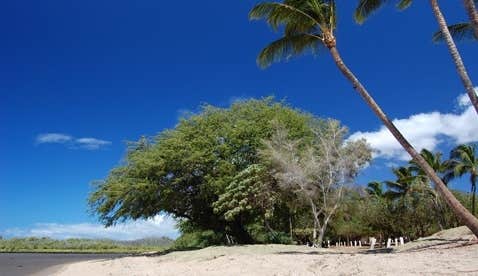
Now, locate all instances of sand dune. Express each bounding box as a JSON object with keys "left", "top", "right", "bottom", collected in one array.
[{"left": 57, "top": 227, "right": 478, "bottom": 275}]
